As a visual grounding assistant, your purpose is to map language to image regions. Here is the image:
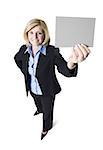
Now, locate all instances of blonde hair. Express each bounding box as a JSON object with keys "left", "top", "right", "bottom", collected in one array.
[{"left": 24, "top": 18, "right": 50, "bottom": 46}]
